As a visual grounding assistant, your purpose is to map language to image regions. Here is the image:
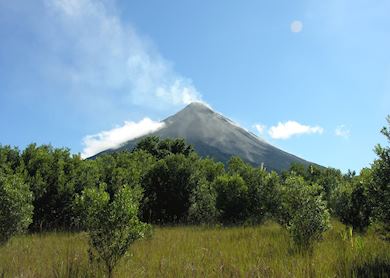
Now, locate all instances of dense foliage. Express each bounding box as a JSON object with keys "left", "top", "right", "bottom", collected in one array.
[
  {"left": 141, "top": 153, "right": 197, "bottom": 223},
  {"left": 370, "top": 116, "right": 390, "bottom": 239},
  {"left": 0, "top": 172, "right": 33, "bottom": 245},
  {"left": 0, "top": 116, "right": 389, "bottom": 250}
]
